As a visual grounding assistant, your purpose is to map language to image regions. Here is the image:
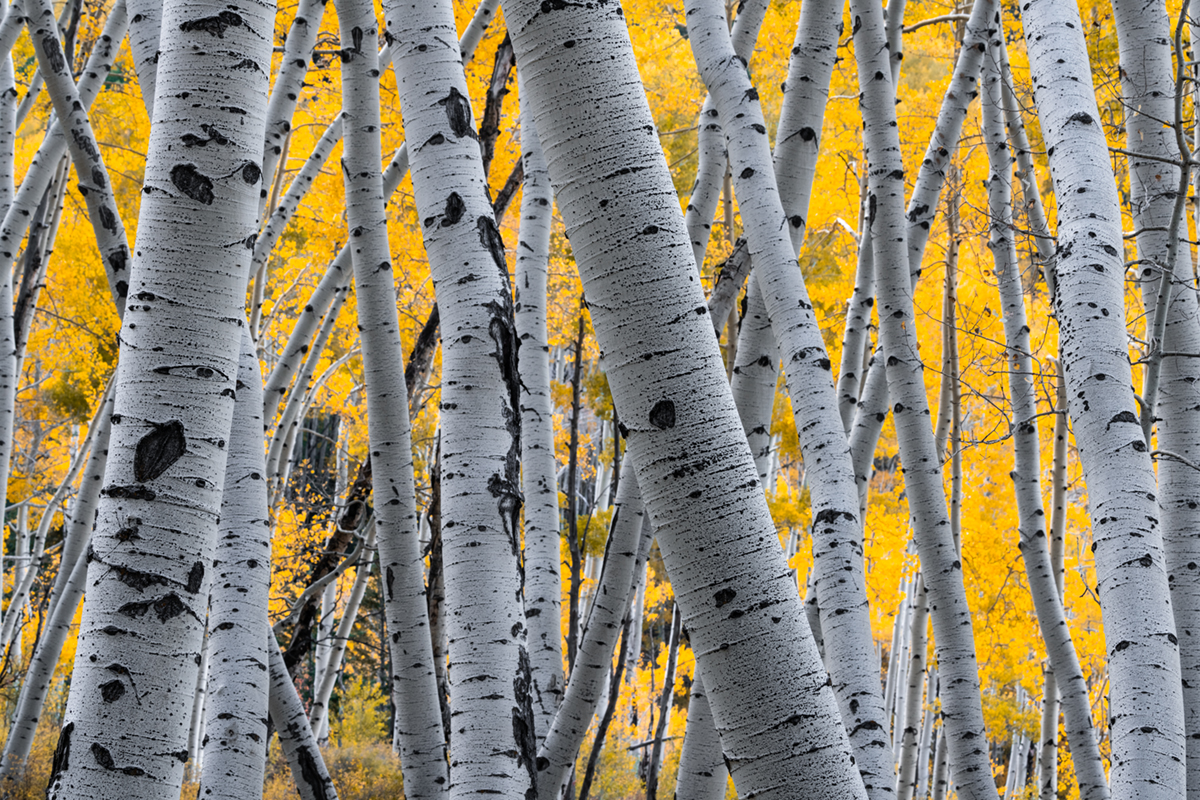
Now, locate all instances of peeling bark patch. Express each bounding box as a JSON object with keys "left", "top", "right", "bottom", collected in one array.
[
  {"left": 242, "top": 162, "right": 262, "bottom": 184},
  {"left": 181, "top": 124, "right": 229, "bottom": 148},
  {"left": 153, "top": 592, "right": 188, "bottom": 622},
  {"left": 171, "top": 164, "right": 215, "bottom": 205},
  {"left": 714, "top": 587, "right": 736, "bottom": 607},
  {"left": 477, "top": 216, "right": 507, "bottom": 275},
  {"left": 649, "top": 400, "right": 676, "bottom": 429},
  {"left": 99, "top": 680, "right": 125, "bottom": 703},
  {"left": 441, "top": 88, "right": 474, "bottom": 139},
  {"left": 41, "top": 37, "right": 66, "bottom": 74},
  {"left": 134, "top": 420, "right": 186, "bottom": 481},
  {"left": 179, "top": 10, "right": 243, "bottom": 37},
  {"left": 511, "top": 648, "right": 540, "bottom": 792},
  {"left": 116, "top": 567, "right": 168, "bottom": 592},
  {"left": 47, "top": 722, "right": 72, "bottom": 792},
  {"left": 98, "top": 205, "right": 118, "bottom": 233},
  {"left": 1107, "top": 410, "right": 1138, "bottom": 429}
]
